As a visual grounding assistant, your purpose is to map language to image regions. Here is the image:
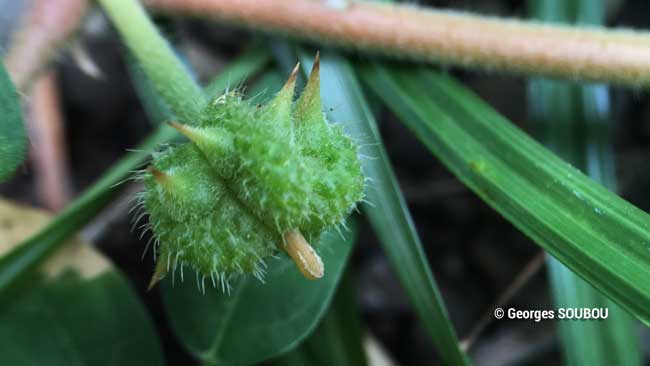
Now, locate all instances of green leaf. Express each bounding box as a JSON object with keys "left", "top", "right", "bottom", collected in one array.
[
  {"left": 0, "top": 62, "right": 26, "bottom": 182},
  {"left": 528, "top": 0, "right": 640, "bottom": 364},
  {"left": 357, "top": 62, "right": 650, "bottom": 325},
  {"left": 1, "top": 272, "right": 163, "bottom": 366},
  {"left": 0, "top": 199, "right": 163, "bottom": 366},
  {"left": 272, "top": 273, "right": 368, "bottom": 366},
  {"left": 0, "top": 52, "right": 267, "bottom": 296},
  {"left": 161, "top": 221, "right": 358, "bottom": 366},
  {"left": 293, "top": 49, "right": 466, "bottom": 365}
]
